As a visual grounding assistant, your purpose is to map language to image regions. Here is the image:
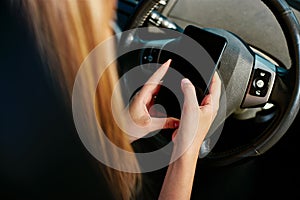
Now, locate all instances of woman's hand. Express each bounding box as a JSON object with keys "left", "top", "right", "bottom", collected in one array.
[
  {"left": 124, "top": 59, "right": 180, "bottom": 143},
  {"left": 172, "top": 72, "right": 221, "bottom": 156},
  {"left": 159, "top": 73, "right": 221, "bottom": 200}
]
